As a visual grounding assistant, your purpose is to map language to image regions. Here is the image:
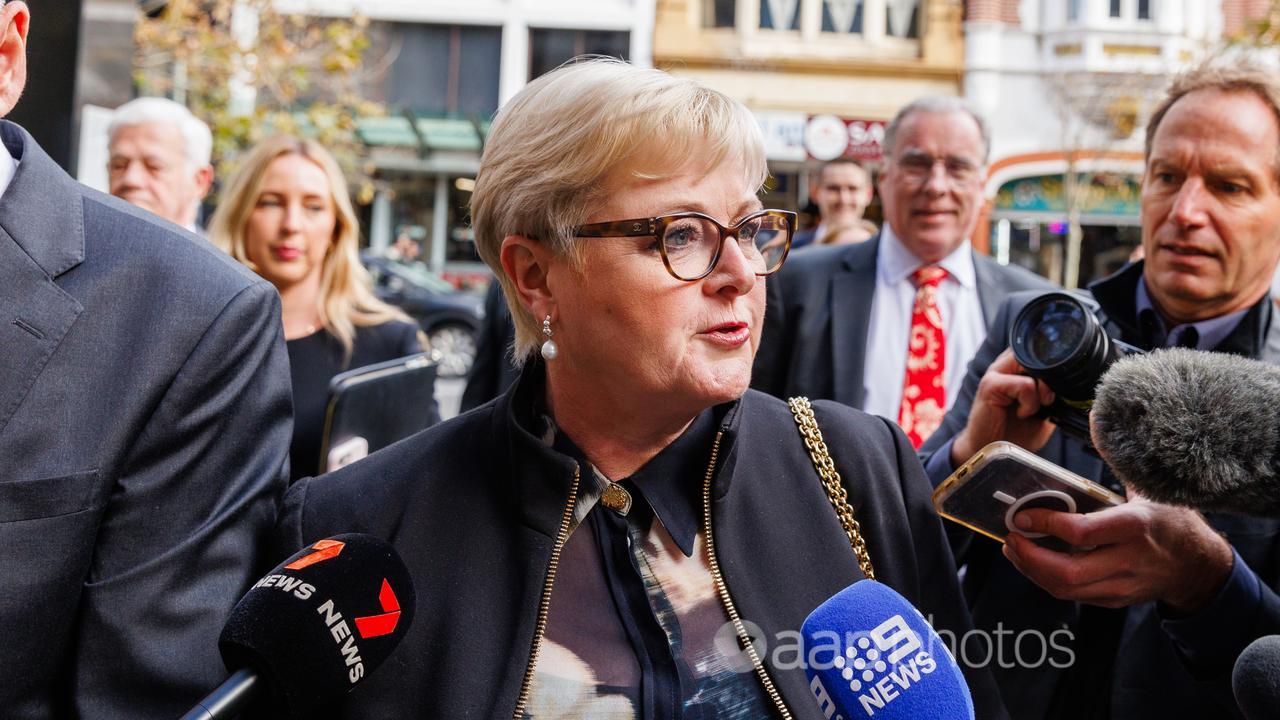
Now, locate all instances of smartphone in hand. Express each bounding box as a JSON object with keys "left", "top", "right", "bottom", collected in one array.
[{"left": 932, "top": 441, "right": 1124, "bottom": 552}]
